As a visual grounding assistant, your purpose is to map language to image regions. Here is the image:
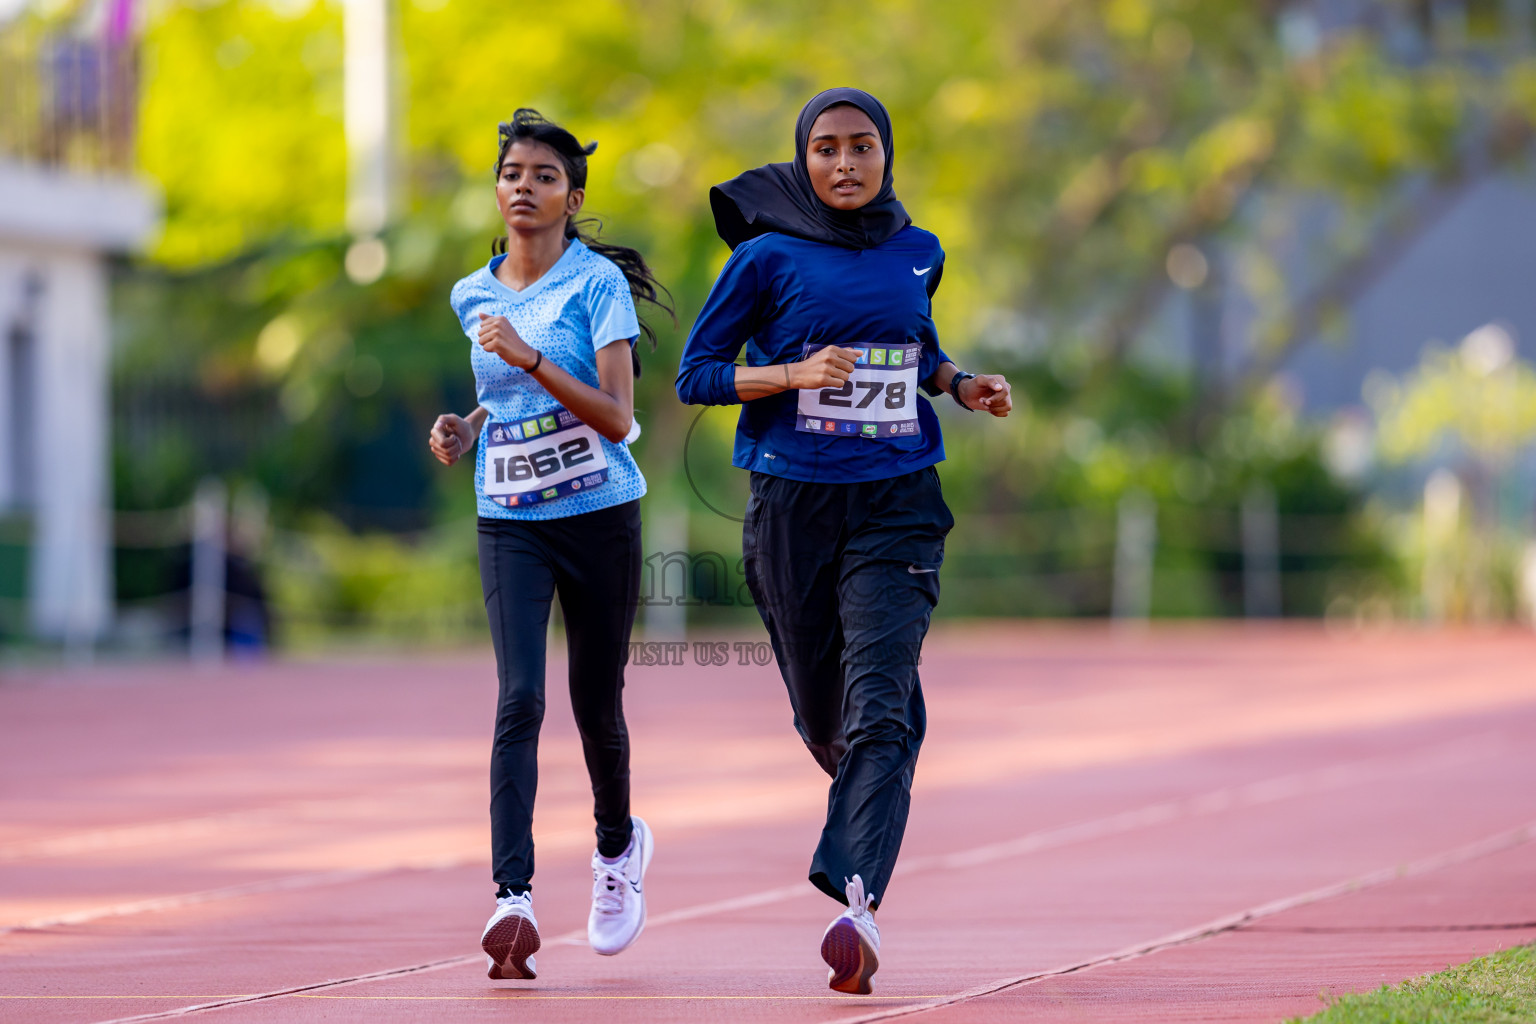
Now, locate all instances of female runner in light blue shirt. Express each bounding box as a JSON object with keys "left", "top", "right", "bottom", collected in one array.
[{"left": 428, "top": 109, "right": 671, "bottom": 982}]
